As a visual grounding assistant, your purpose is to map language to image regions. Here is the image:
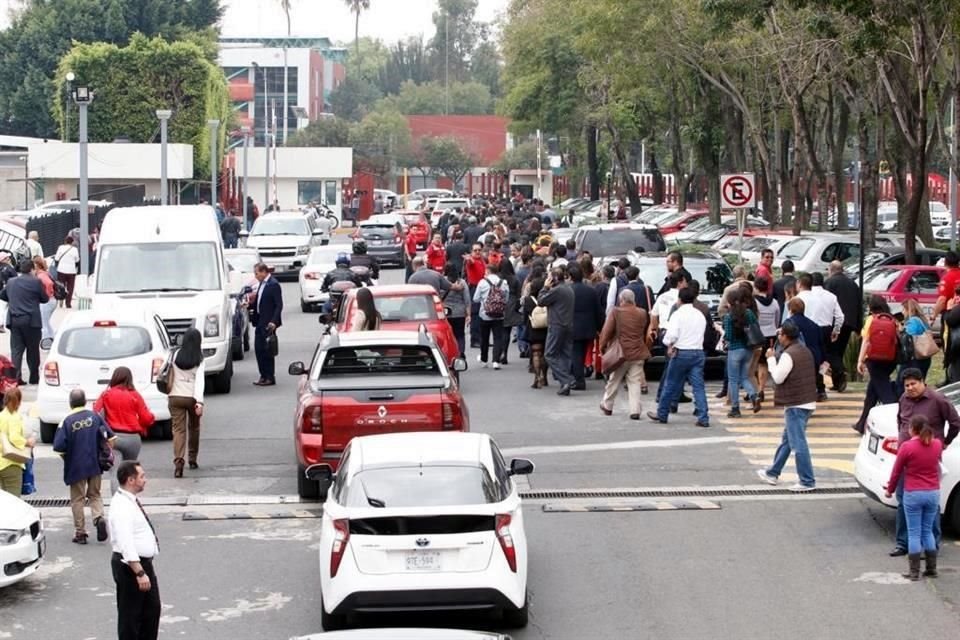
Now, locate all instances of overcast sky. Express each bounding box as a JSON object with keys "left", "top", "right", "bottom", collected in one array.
[{"left": 1, "top": 0, "right": 509, "bottom": 43}]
